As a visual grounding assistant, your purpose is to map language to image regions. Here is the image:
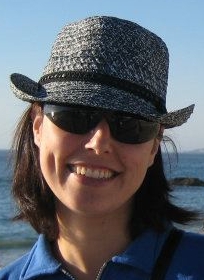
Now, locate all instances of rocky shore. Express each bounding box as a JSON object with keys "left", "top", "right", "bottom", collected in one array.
[{"left": 169, "top": 177, "right": 204, "bottom": 186}]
